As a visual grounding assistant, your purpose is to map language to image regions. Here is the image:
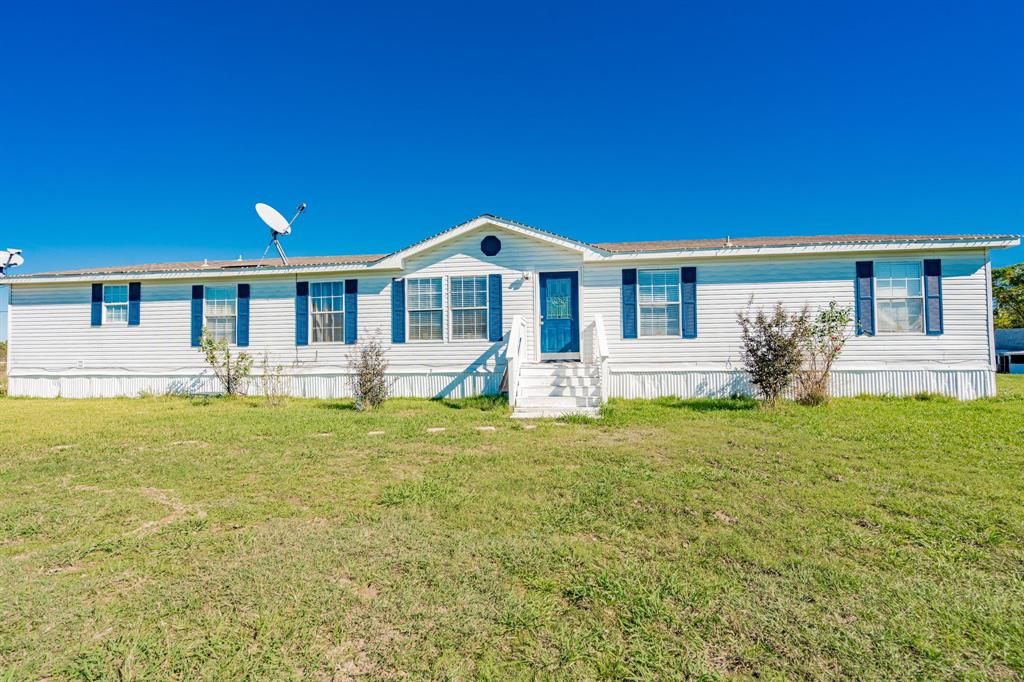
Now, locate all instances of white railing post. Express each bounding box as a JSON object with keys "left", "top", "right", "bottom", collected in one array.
[
  {"left": 506, "top": 315, "right": 526, "bottom": 408},
  {"left": 592, "top": 314, "right": 610, "bottom": 404}
]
